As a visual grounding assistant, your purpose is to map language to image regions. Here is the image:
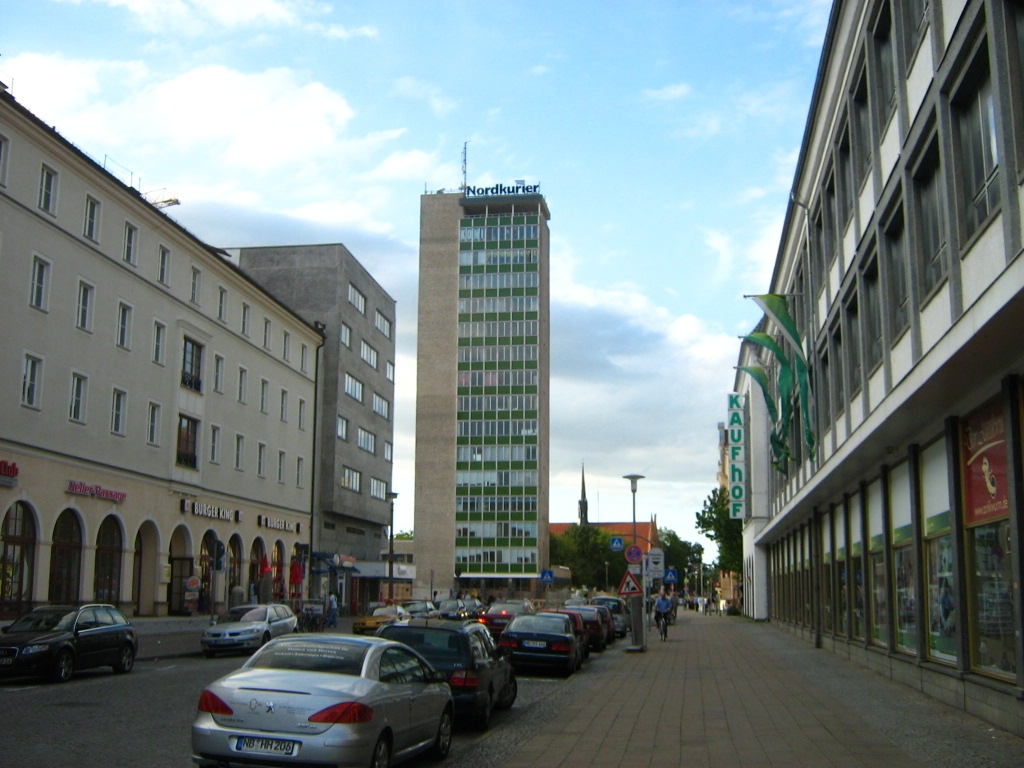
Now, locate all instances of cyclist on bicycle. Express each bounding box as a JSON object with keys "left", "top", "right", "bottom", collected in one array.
[{"left": 653, "top": 590, "right": 673, "bottom": 641}]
